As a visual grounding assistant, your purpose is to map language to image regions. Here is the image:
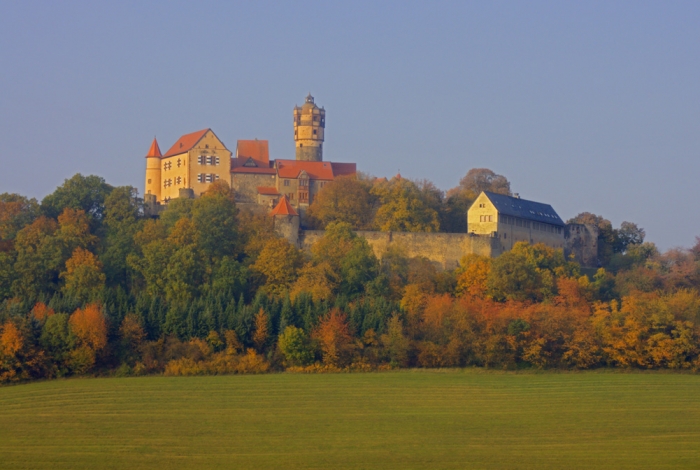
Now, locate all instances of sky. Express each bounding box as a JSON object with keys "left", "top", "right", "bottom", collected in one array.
[{"left": 1, "top": 1, "right": 698, "bottom": 250}]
